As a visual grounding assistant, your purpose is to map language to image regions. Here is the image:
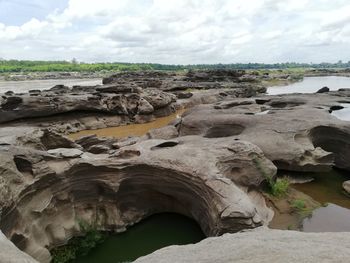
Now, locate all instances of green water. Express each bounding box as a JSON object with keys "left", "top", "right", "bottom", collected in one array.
[{"left": 73, "top": 213, "right": 205, "bottom": 263}]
